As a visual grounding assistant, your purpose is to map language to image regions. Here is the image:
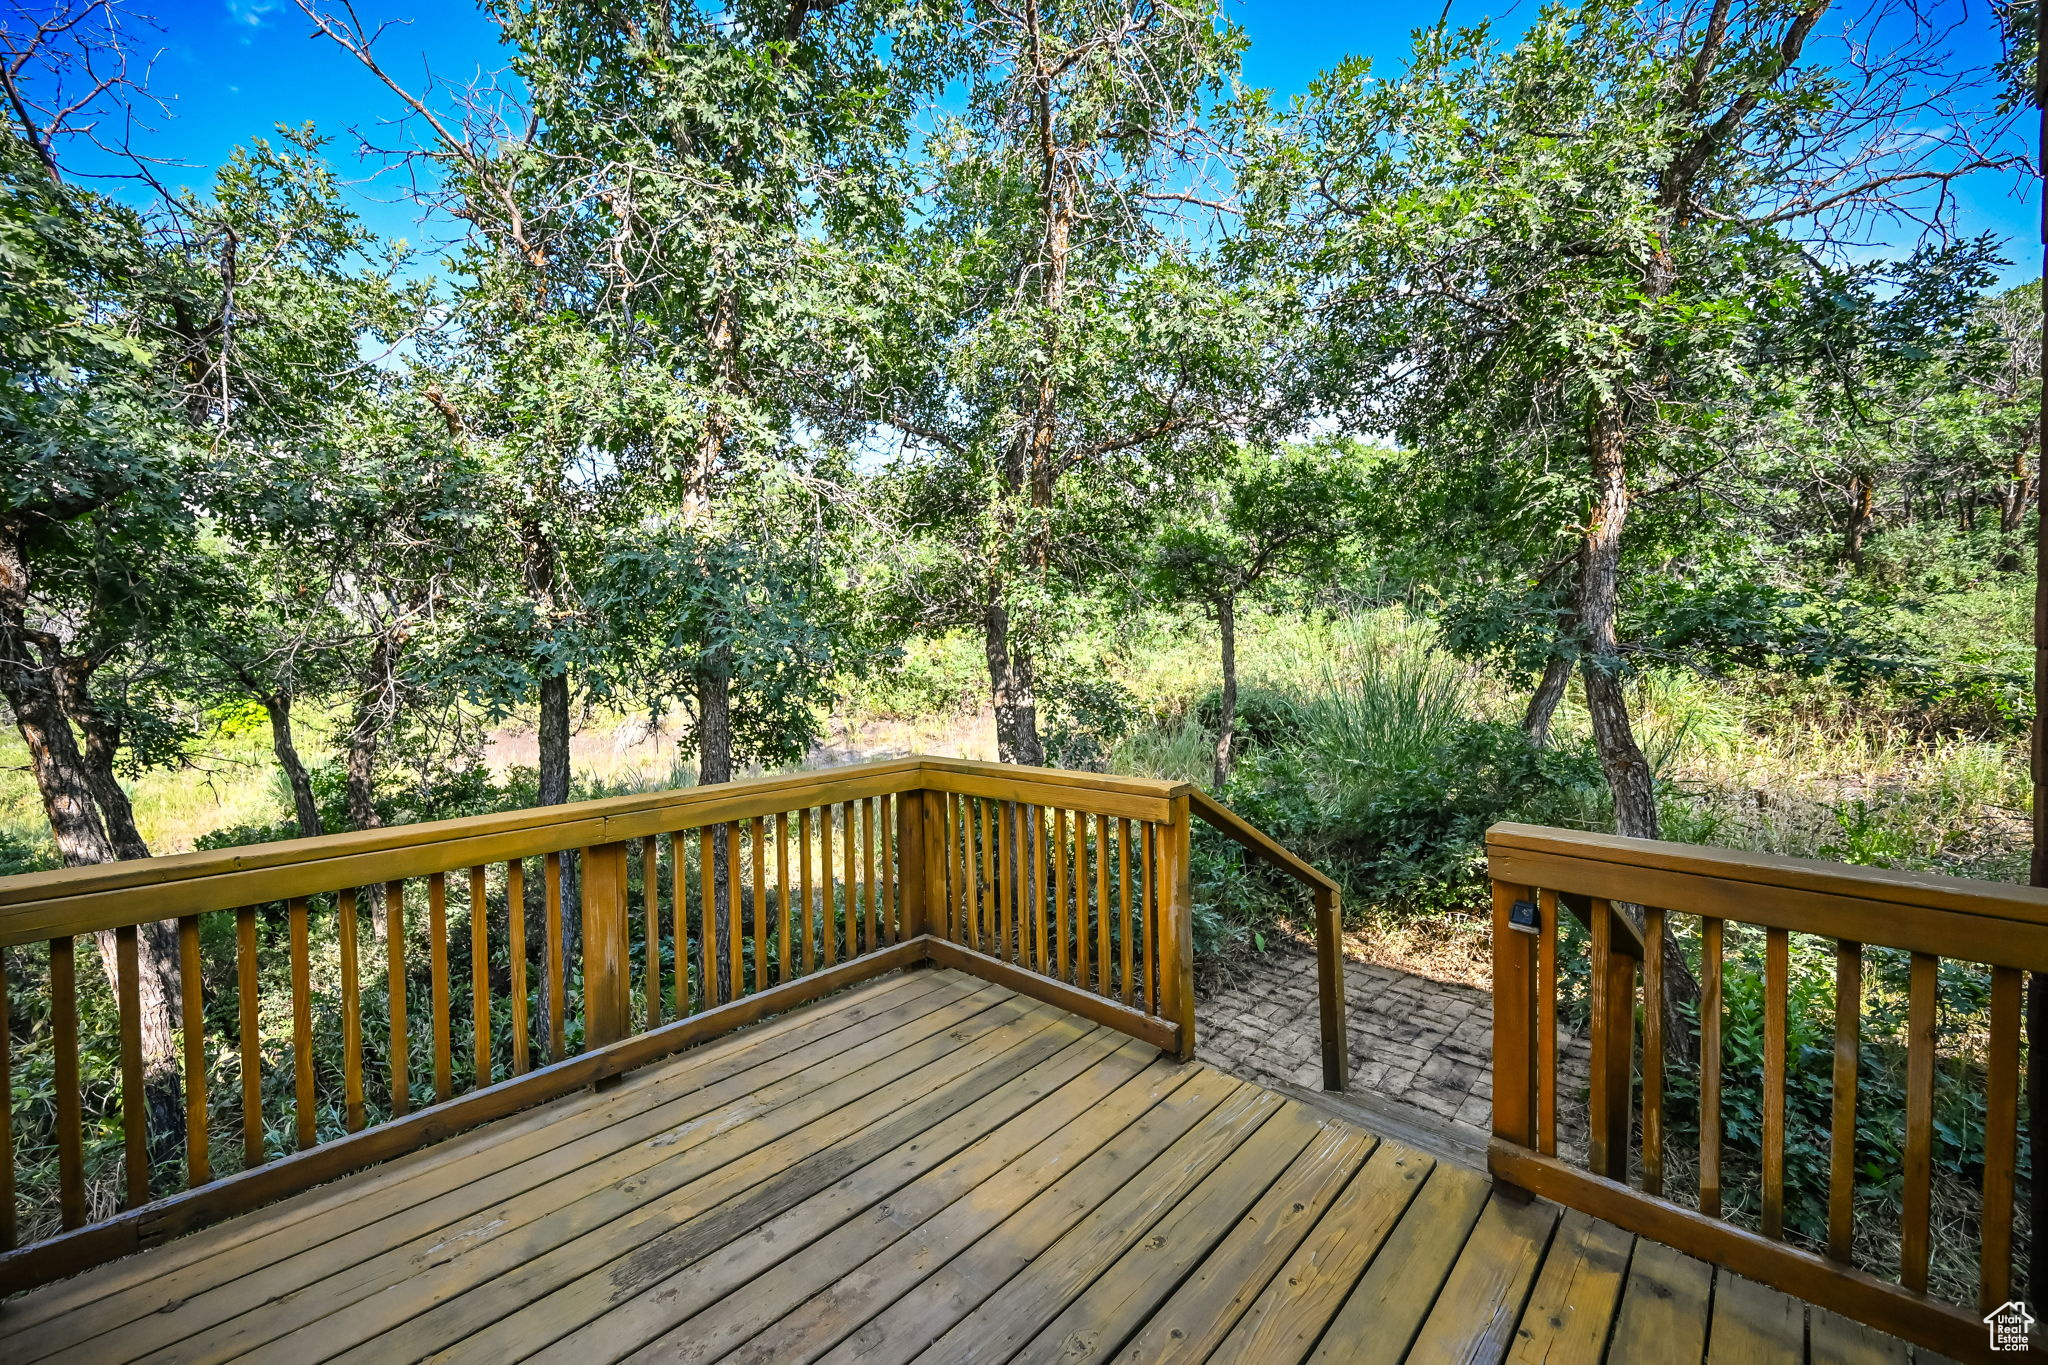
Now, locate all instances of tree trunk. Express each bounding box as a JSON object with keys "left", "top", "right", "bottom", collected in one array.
[
  {"left": 1576, "top": 400, "right": 1700, "bottom": 1058},
  {"left": 1843, "top": 473, "right": 1875, "bottom": 567},
  {"left": 520, "top": 518, "right": 573, "bottom": 810},
  {"left": 260, "top": 693, "right": 323, "bottom": 839},
  {"left": 345, "top": 629, "right": 395, "bottom": 835},
  {"left": 2003, "top": 441, "right": 2034, "bottom": 535},
  {"left": 697, "top": 647, "right": 734, "bottom": 786},
  {"left": 1577, "top": 402, "right": 1659, "bottom": 842},
  {"left": 1212, "top": 594, "right": 1238, "bottom": 787},
  {"left": 1522, "top": 652, "right": 1573, "bottom": 749},
  {"left": 4, "top": 533, "right": 185, "bottom": 1169},
  {"left": 983, "top": 591, "right": 1044, "bottom": 767},
  {"left": 0, "top": 530, "right": 115, "bottom": 866}
]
